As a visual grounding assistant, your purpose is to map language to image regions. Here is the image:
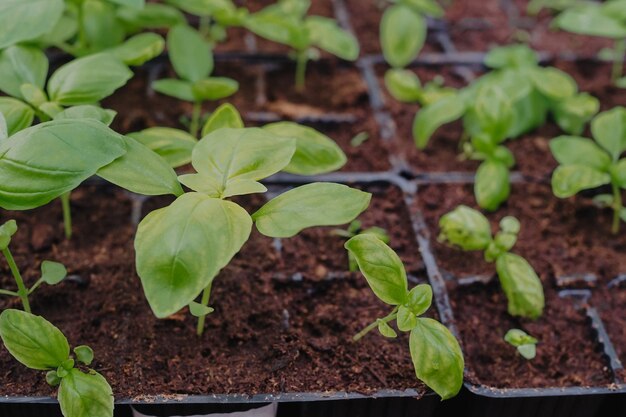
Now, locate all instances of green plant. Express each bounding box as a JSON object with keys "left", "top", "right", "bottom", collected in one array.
[
  {"left": 504, "top": 328, "right": 538, "bottom": 360},
  {"left": 152, "top": 24, "right": 239, "bottom": 137},
  {"left": 332, "top": 220, "right": 390, "bottom": 271},
  {"left": 0, "top": 309, "right": 113, "bottom": 417},
  {"left": 550, "top": 107, "right": 626, "bottom": 234},
  {"left": 245, "top": 0, "right": 359, "bottom": 90},
  {"left": 0, "top": 221, "right": 67, "bottom": 313},
  {"left": 438, "top": 205, "right": 545, "bottom": 319},
  {"left": 385, "top": 44, "right": 599, "bottom": 210},
  {"left": 135, "top": 125, "right": 370, "bottom": 336},
  {"left": 526, "top": 0, "right": 579, "bottom": 15},
  {"left": 345, "top": 234, "right": 464, "bottom": 400}
]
